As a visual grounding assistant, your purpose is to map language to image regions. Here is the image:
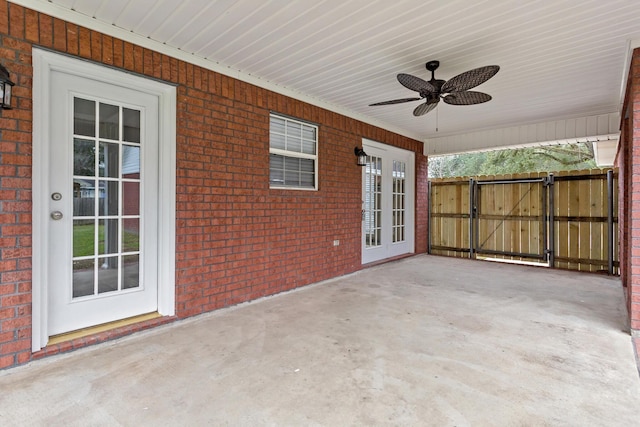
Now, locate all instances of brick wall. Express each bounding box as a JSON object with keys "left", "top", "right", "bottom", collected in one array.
[
  {"left": 0, "top": 1, "right": 427, "bottom": 369},
  {"left": 617, "top": 47, "right": 640, "bottom": 331}
]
